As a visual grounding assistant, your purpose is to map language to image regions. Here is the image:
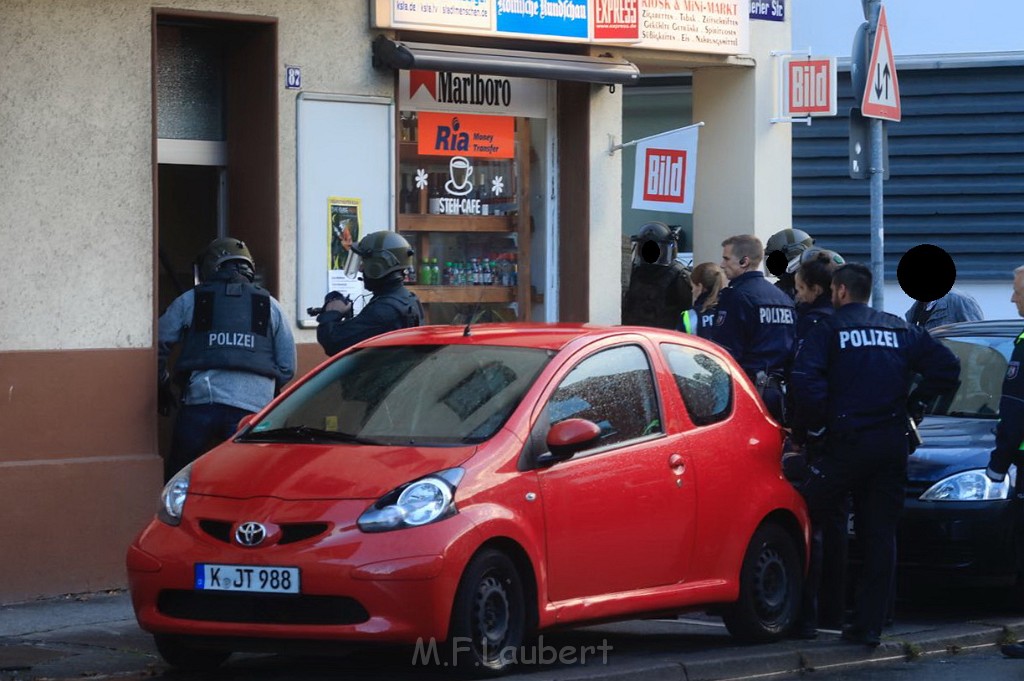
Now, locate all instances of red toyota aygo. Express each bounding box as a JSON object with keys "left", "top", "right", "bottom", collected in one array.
[{"left": 128, "top": 324, "right": 809, "bottom": 674}]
